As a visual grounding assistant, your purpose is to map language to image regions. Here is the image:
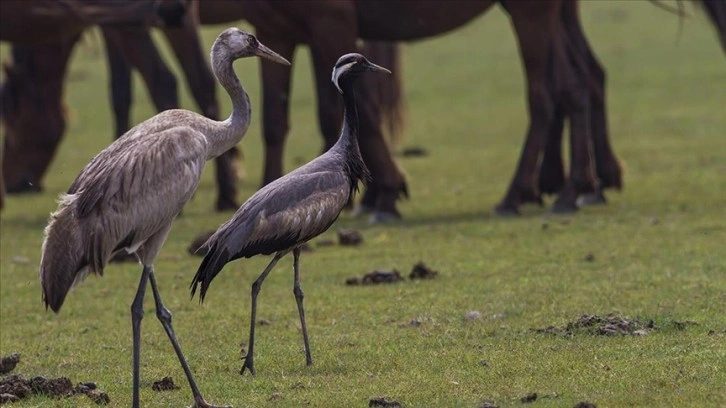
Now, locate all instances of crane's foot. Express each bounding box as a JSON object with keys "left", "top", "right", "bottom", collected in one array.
[
  {"left": 239, "top": 355, "right": 255, "bottom": 376},
  {"left": 189, "top": 397, "right": 232, "bottom": 408}
]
